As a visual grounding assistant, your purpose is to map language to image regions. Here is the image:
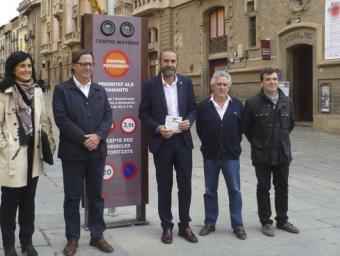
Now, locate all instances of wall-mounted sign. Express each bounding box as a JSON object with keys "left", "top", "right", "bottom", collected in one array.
[
  {"left": 261, "top": 39, "right": 271, "bottom": 60},
  {"left": 278, "top": 81, "right": 290, "bottom": 96},
  {"left": 320, "top": 83, "right": 331, "bottom": 112}
]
